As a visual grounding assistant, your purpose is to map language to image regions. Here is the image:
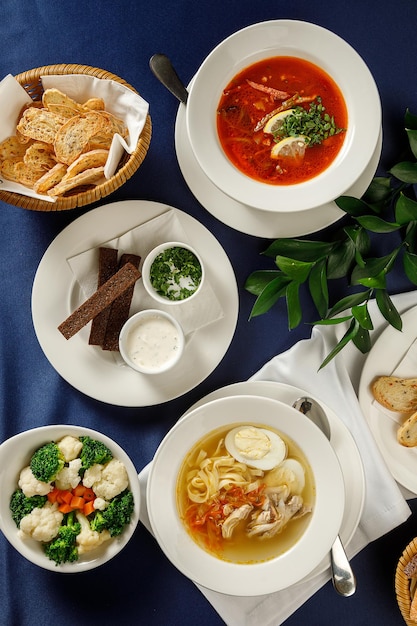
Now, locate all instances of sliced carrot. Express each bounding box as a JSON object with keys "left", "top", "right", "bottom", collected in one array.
[
  {"left": 82, "top": 488, "right": 95, "bottom": 502},
  {"left": 47, "top": 487, "right": 60, "bottom": 504},
  {"left": 83, "top": 500, "right": 95, "bottom": 516},
  {"left": 72, "top": 484, "right": 86, "bottom": 498},
  {"left": 58, "top": 503, "right": 73, "bottom": 514},
  {"left": 60, "top": 490, "right": 73, "bottom": 505},
  {"left": 70, "top": 495, "right": 85, "bottom": 510}
]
